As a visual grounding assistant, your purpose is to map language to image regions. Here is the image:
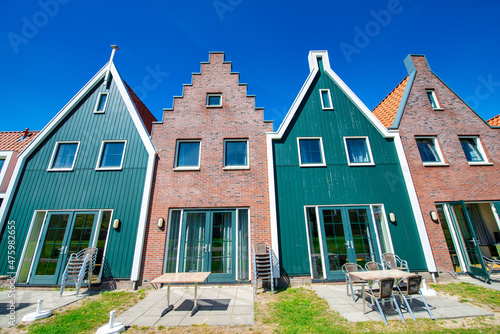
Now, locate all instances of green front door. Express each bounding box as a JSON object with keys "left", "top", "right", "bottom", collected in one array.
[
  {"left": 448, "top": 201, "right": 488, "bottom": 279},
  {"left": 30, "top": 212, "right": 98, "bottom": 285},
  {"left": 178, "top": 210, "right": 236, "bottom": 282},
  {"left": 319, "top": 206, "right": 379, "bottom": 280}
]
